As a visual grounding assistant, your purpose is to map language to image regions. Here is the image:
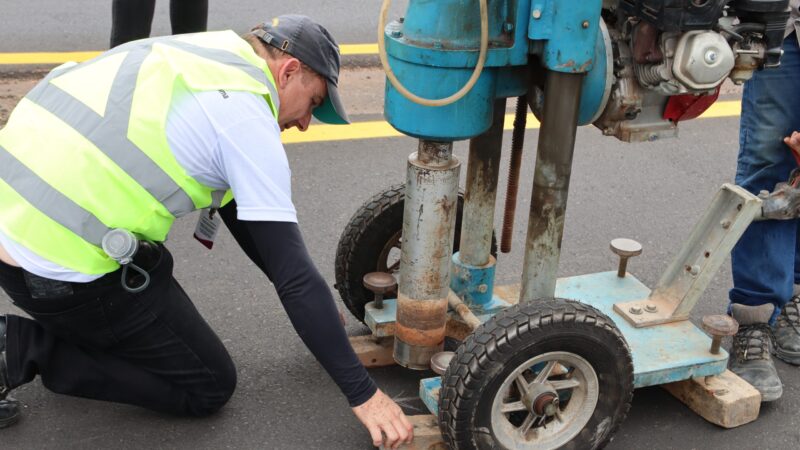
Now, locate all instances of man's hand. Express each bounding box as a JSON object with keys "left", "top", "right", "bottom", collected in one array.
[
  {"left": 352, "top": 389, "right": 414, "bottom": 449},
  {"left": 785, "top": 131, "right": 800, "bottom": 155}
]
